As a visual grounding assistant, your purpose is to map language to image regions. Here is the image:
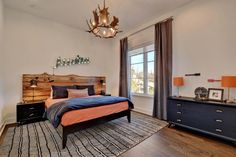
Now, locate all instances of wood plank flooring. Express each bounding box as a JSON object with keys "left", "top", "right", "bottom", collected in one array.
[
  {"left": 1, "top": 124, "right": 235, "bottom": 157},
  {"left": 0, "top": 123, "right": 17, "bottom": 145},
  {"left": 121, "top": 126, "right": 236, "bottom": 157}
]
